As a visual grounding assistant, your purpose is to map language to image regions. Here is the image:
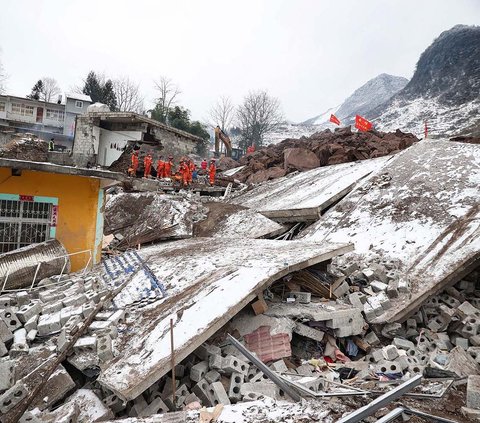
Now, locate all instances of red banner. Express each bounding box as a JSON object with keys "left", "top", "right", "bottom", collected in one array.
[
  {"left": 355, "top": 115, "right": 373, "bottom": 132},
  {"left": 329, "top": 114, "right": 341, "bottom": 126},
  {"left": 19, "top": 195, "right": 34, "bottom": 202}
]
